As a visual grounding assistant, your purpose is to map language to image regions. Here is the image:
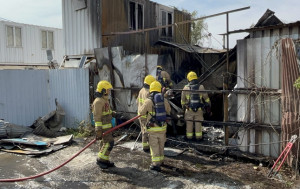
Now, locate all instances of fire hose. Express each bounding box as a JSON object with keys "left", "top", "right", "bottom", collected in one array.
[{"left": 0, "top": 115, "right": 141, "bottom": 182}]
